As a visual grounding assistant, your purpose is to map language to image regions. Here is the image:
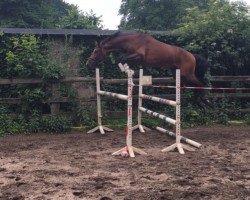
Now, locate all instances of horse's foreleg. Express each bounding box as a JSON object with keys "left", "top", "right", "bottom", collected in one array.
[{"left": 122, "top": 53, "right": 144, "bottom": 65}]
